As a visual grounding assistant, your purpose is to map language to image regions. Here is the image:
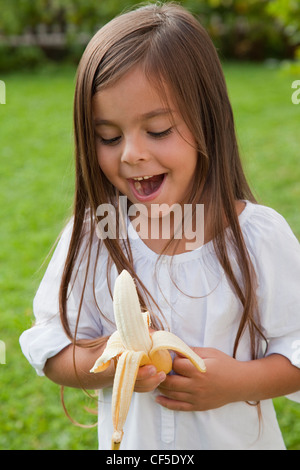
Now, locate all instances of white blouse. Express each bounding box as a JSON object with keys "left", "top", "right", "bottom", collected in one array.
[{"left": 20, "top": 201, "right": 300, "bottom": 450}]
